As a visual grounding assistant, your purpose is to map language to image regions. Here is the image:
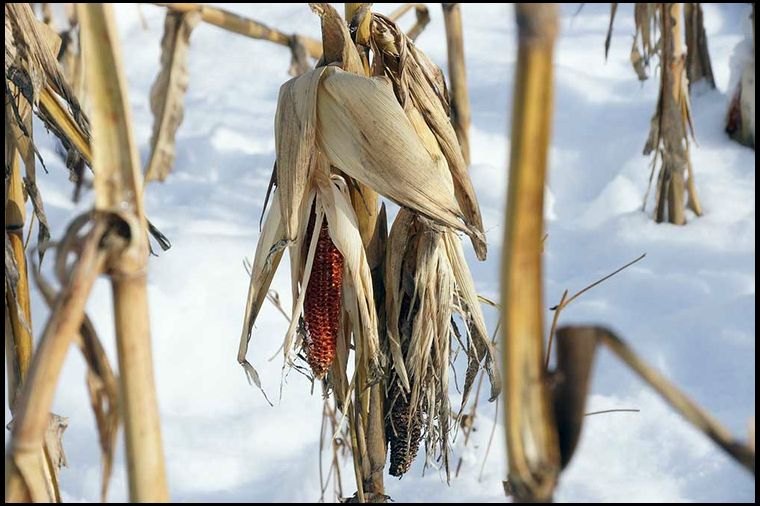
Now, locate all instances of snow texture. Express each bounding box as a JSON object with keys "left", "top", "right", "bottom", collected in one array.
[{"left": 5, "top": 3, "right": 755, "bottom": 503}]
